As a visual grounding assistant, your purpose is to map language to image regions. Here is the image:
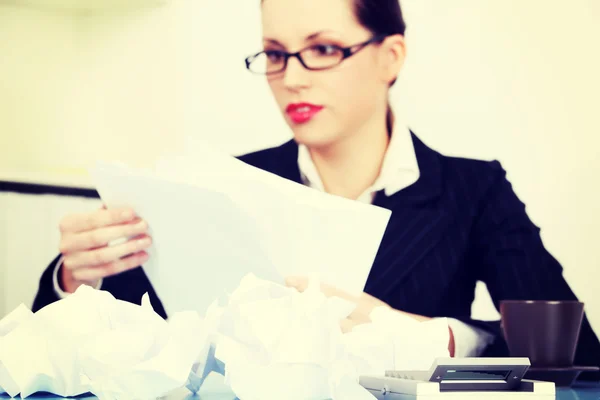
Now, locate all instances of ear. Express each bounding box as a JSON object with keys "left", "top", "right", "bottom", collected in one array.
[{"left": 378, "top": 34, "right": 406, "bottom": 85}]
